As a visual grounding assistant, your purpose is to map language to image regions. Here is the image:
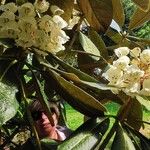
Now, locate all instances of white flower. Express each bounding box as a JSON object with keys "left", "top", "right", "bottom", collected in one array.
[
  {"left": 0, "top": 11, "right": 16, "bottom": 28},
  {"left": 114, "top": 47, "right": 130, "bottom": 58},
  {"left": 47, "top": 41, "right": 65, "bottom": 53},
  {"left": 1, "top": 21, "right": 18, "bottom": 30},
  {"left": 18, "top": 29, "right": 37, "bottom": 44},
  {"left": 0, "top": 21, "right": 19, "bottom": 39},
  {"left": 0, "top": 27, "right": 19, "bottom": 39},
  {"left": 18, "top": 3, "right": 36, "bottom": 17},
  {"left": 50, "top": 26, "right": 69, "bottom": 43},
  {"left": 52, "top": 15, "right": 68, "bottom": 29},
  {"left": 113, "top": 56, "right": 130, "bottom": 70},
  {"left": 0, "top": 2, "right": 18, "bottom": 13},
  {"left": 68, "top": 9, "right": 80, "bottom": 29},
  {"left": 35, "top": 30, "right": 50, "bottom": 49},
  {"left": 38, "top": 15, "right": 53, "bottom": 32},
  {"left": 0, "top": 10, "right": 15, "bottom": 20},
  {"left": 34, "top": 0, "right": 49, "bottom": 13},
  {"left": 130, "top": 58, "right": 140, "bottom": 67},
  {"left": 0, "top": 11, "right": 15, "bottom": 25},
  {"left": 102, "top": 65, "right": 123, "bottom": 85},
  {"left": 140, "top": 49, "right": 150, "bottom": 64},
  {"left": 50, "top": 5, "right": 64, "bottom": 15},
  {"left": 56, "top": 30, "right": 70, "bottom": 44},
  {"left": 123, "top": 65, "right": 144, "bottom": 83},
  {"left": 18, "top": 17, "right": 37, "bottom": 33},
  {"left": 48, "top": 28, "right": 69, "bottom": 53},
  {"left": 130, "top": 47, "right": 141, "bottom": 58},
  {"left": 123, "top": 82, "right": 141, "bottom": 97}
]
